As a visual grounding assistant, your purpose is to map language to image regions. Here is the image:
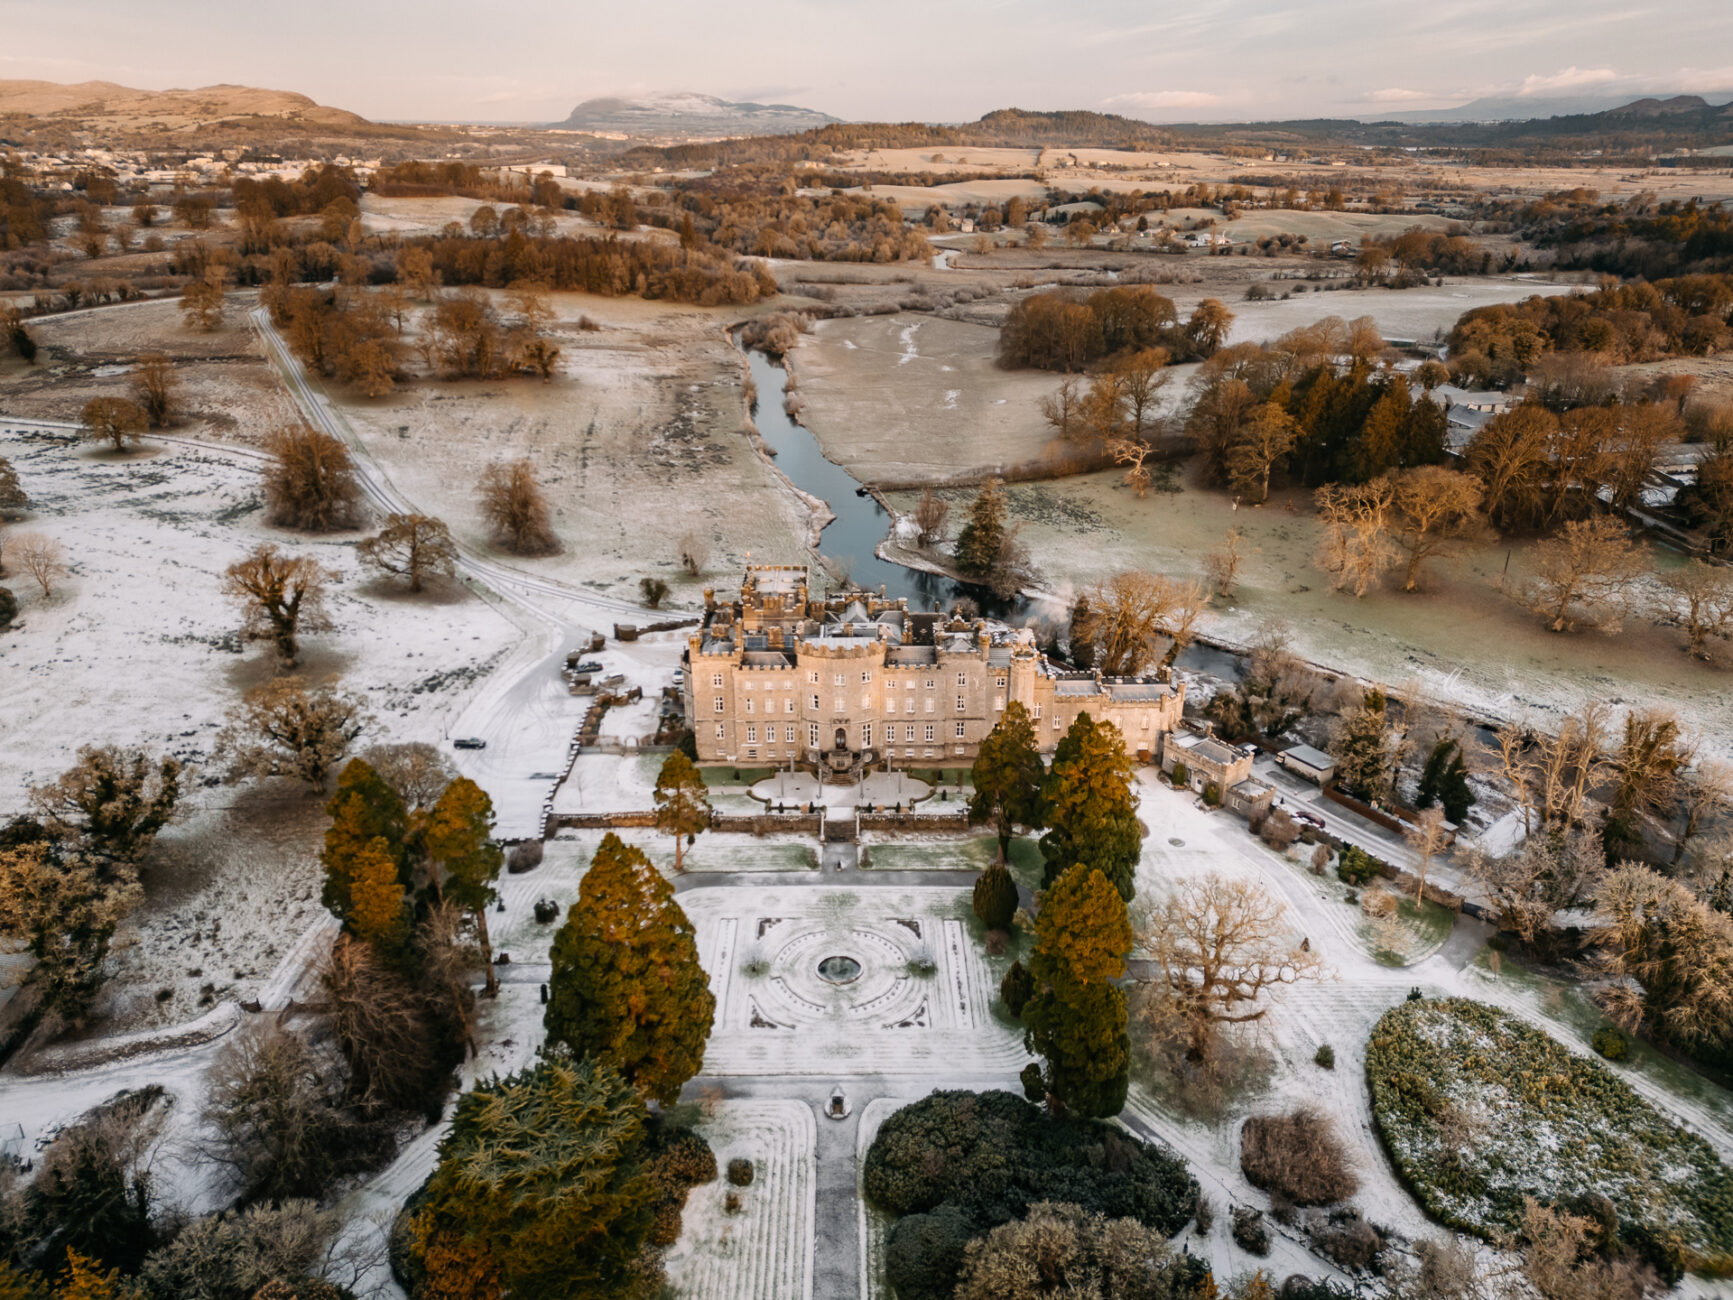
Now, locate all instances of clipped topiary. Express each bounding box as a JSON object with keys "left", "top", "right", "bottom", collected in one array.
[
  {"left": 1592, "top": 1026, "right": 1630, "bottom": 1062},
  {"left": 999, "top": 960, "right": 1034, "bottom": 1018},
  {"left": 727, "top": 1157, "right": 754, "bottom": 1187},
  {"left": 1314, "top": 1043, "right": 1335, "bottom": 1070},
  {"left": 973, "top": 860, "right": 1019, "bottom": 931}
]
